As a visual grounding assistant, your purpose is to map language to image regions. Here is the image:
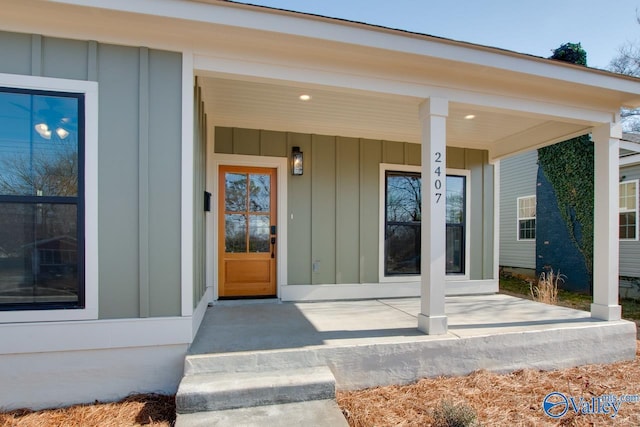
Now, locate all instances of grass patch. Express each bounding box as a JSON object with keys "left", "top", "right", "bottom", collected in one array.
[{"left": 499, "top": 276, "right": 640, "bottom": 320}]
